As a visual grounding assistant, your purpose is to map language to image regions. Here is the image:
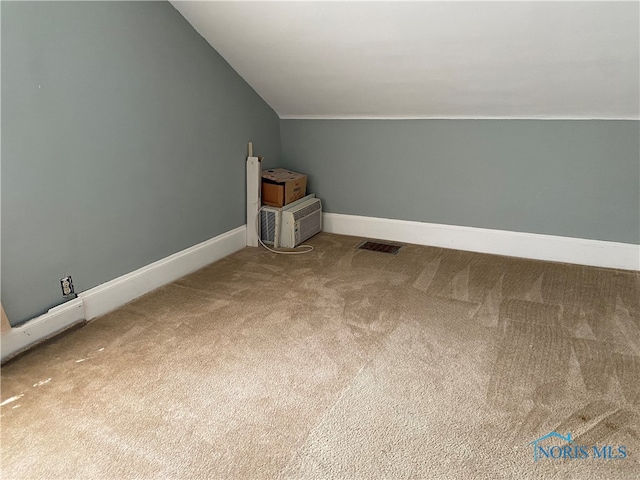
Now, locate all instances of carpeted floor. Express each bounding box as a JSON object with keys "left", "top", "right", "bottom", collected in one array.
[{"left": 1, "top": 232, "right": 639, "bottom": 479}]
